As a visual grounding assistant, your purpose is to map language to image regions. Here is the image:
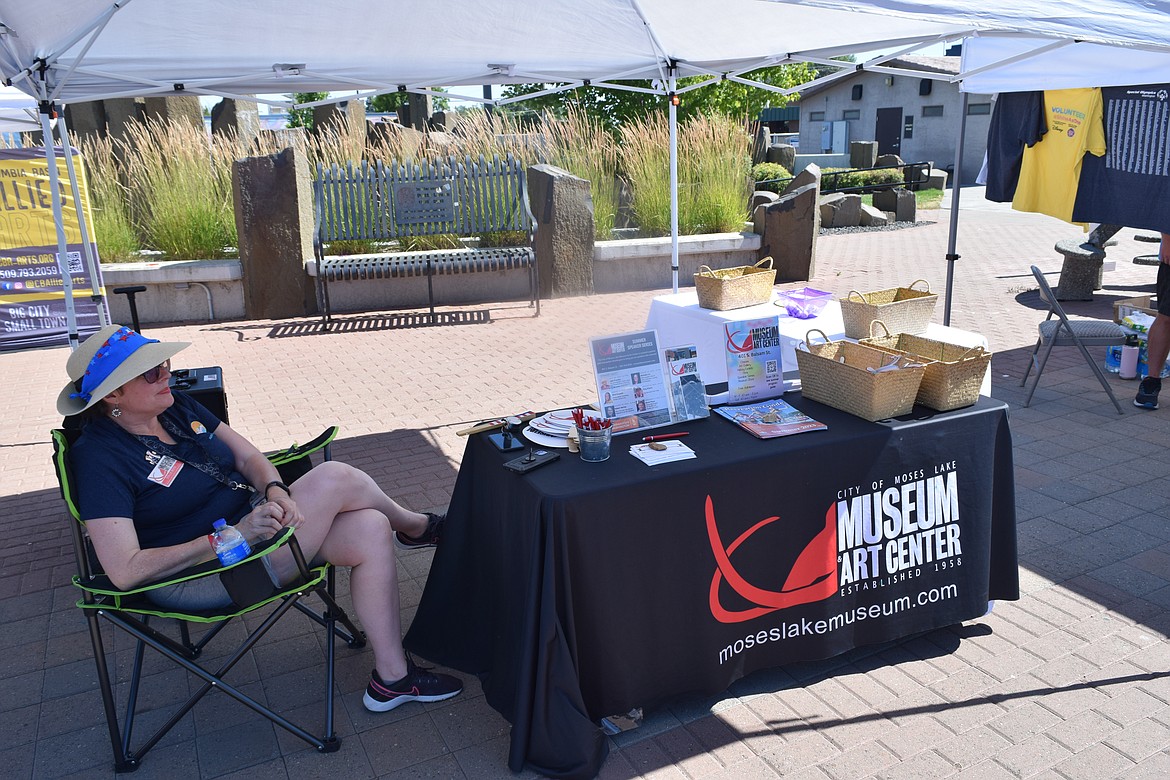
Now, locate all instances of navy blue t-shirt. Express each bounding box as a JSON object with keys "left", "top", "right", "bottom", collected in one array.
[
  {"left": 72, "top": 392, "right": 253, "bottom": 548},
  {"left": 984, "top": 91, "right": 1047, "bottom": 203},
  {"left": 1072, "top": 83, "right": 1170, "bottom": 232}
]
